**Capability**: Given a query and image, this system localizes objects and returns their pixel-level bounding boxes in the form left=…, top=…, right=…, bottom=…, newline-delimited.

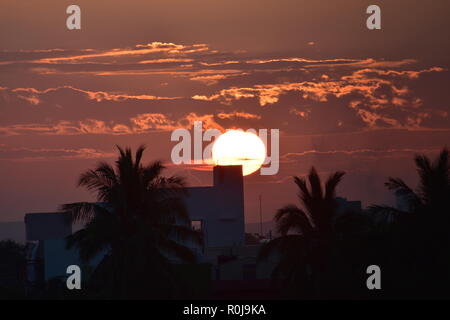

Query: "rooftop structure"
left=185, top=165, right=245, bottom=248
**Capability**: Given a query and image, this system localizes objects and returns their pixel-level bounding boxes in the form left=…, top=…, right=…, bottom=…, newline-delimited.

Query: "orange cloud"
left=281, top=147, right=443, bottom=163
left=216, top=111, right=261, bottom=120
left=35, top=42, right=206, bottom=64
left=191, top=67, right=444, bottom=109
left=138, top=58, right=193, bottom=64
left=289, top=108, right=310, bottom=119
left=0, top=111, right=227, bottom=136
left=6, top=86, right=180, bottom=104
left=130, top=113, right=177, bottom=132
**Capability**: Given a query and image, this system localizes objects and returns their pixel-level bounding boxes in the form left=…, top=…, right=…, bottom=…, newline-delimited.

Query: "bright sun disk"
left=212, top=130, right=266, bottom=176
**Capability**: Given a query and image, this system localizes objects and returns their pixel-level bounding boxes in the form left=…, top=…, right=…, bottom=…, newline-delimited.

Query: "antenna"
left=259, top=194, right=263, bottom=237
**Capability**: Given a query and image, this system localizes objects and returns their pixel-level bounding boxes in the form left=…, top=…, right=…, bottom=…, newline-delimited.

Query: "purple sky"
left=1, top=0, right=449, bottom=224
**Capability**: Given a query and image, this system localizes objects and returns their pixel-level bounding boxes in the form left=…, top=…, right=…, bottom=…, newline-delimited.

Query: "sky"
left=0, top=0, right=449, bottom=225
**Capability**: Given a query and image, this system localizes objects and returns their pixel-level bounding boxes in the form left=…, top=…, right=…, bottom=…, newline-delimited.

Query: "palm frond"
left=293, top=176, right=313, bottom=212
left=94, top=162, right=117, bottom=185
left=415, top=153, right=432, bottom=180
left=141, top=161, right=164, bottom=188
left=413, top=149, right=450, bottom=207
left=153, top=196, right=191, bottom=224
left=134, top=144, right=146, bottom=170
left=258, top=234, right=308, bottom=262
left=367, top=205, right=409, bottom=225
left=66, top=210, right=116, bottom=262
left=325, top=171, right=345, bottom=201
left=156, top=237, right=198, bottom=263
left=153, top=175, right=186, bottom=191
left=308, top=167, right=323, bottom=200
left=385, top=177, right=414, bottom=193
left=385, top=177, right=421, bottom=210
left=59, top=202, right=108, bottom=224
left=157, top=224, right=203, bottom=246
left=434, top=148, right=449, bottom=174
left=275, top=205, right=314, bottom=236
left=115, top=145, right=135, bottom=184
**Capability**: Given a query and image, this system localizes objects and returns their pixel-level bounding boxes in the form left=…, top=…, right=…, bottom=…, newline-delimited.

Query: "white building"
left=185, top=165, right=245, bottom=248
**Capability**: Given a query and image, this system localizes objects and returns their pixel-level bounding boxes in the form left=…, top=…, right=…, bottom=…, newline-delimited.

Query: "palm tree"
left=259, top=167, right=345, bottom=298
left=370, top=148, right=450, bottom=221
left=60, top=145, right=202, bottom=299
left=368, top=148, right=450, bottom=298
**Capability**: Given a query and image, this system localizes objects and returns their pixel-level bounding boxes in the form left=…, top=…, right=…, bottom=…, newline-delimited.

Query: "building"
left=336, top=197, right=362, bottom=214
left=184, top=166, right=273, bottom=282
left=24, top=212, right=103, bottom=289
left=24, top=165, right=273, bottom=290
left=185, top=165, right=245, bottom=248
left=23, top=168, right=365, bottom=296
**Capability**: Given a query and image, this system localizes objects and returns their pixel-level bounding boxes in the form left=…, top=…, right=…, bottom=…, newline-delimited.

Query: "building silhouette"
left=23, top=165, right=363, bottom=297
left=185, top=165, right=245, bottom=248
left=24, top=165, right=263, bottom=287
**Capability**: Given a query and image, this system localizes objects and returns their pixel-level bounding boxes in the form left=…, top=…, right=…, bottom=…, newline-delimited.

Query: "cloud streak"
left=0, top=145, right=115, bottom=162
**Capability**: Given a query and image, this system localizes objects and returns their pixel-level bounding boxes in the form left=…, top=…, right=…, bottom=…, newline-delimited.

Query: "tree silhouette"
left=259, top=167, right=345, bottom=298
left=370, top=148, right=450, bottom=220
left=60, top=145, right=202, bottom=299
left=369, top=148, right=450, bottom=298
left=0, top=240, right=26, bottom=299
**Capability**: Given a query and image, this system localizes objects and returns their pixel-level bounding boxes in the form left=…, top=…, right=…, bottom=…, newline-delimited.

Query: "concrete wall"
left=24, top=212, right=71, bottom=241
left=184, top=165, right=245, bottom=248
left=43, top=239, right=106, bottom=281
left=42, top=239, right=80, bottom=281
left=24, top=212, right=106, bottom=283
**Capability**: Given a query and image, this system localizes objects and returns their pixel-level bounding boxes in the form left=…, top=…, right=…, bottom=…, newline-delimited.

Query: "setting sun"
left=212, top=130, right=266, bottom=176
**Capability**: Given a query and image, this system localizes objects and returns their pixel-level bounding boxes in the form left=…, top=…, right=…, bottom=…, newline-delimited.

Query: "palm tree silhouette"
left=370, top=148, right=450, bottom=220
left=369, top=148, right=450, bottom=298
left=60, top=145, right=202, bottom=299
left=259, top=167, right=345, bottom=298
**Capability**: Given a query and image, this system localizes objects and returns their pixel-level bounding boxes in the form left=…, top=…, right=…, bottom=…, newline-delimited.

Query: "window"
left=191, top=220, right=202, bottom=232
